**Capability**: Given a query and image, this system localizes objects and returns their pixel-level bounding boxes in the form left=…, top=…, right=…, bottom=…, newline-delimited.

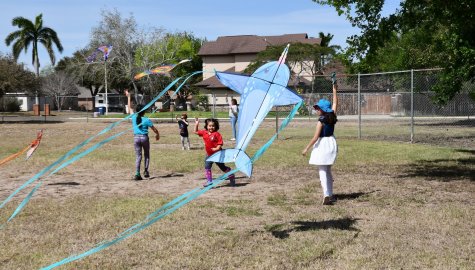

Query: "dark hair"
left=204, top=118, right=219, bottom=131
left=231, top=98, right=238, bottom=105
left=324, top=112, right=338, bottom=125
left=135, top=104, right=145, bottom=126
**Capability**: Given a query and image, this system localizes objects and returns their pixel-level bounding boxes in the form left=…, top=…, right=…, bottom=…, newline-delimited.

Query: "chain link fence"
left=297, top=69, right=475, bottom=148
left=1, top=69, right=474, bottom=148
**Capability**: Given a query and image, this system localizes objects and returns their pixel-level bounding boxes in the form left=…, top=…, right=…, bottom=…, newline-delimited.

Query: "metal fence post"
left=358, top=73, right=361, bottom=139
left=212, top=93, right=216, bottom=119
left=275, top=106, right=279, bottom=139
left=411, top=69, right=414, bottom=143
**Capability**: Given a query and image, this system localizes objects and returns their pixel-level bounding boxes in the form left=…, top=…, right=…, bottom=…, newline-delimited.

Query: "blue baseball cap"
left=314, top=99, right=333, bottom=113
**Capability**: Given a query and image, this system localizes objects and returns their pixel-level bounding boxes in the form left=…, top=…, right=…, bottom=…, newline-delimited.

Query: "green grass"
left=0, top=120, right=473, bottom=269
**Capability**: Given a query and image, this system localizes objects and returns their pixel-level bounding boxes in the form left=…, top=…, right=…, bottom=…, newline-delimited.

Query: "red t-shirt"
left=197, top=130, right=223, bottom=156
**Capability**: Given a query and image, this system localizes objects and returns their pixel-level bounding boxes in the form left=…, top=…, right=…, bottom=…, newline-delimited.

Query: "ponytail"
left=135, top=104, right=144, bottom=126
left=325, top=112, right=338, bottom=125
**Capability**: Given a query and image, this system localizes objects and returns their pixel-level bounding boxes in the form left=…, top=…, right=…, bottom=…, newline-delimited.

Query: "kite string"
left=41, top=100, right=302, bottom=270
left=1, top=72, right=201, bottom=224
left=0, top=76, right=180, bottom=211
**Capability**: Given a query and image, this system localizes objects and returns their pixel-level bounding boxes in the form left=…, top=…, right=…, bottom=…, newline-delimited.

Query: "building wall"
left=202, top=56, right=235, bottom=79
left=234, top=54, right=256, bottom=72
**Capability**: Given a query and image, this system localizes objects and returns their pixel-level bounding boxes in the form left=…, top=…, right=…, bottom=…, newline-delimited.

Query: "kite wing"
left=215, top=71, right=250, bottom=95
left=98, top=45, right=113, bottom=61
left=134, top=71, right=151, bottom=80
left=26, top=130, right=43, bottom=160
left=86, top=45, right=113, bottom=62
left=274, top=87, right=303, bottom=106
left=134, top=59, right=191, bottom=80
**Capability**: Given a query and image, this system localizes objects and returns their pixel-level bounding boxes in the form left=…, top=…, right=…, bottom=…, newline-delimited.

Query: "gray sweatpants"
left=134, top=135, right=150, bottom=173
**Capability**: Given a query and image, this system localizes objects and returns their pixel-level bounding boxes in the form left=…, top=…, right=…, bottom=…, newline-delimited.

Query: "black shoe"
left=144, top=171, right=150, bottom=178
left=134, top=174, right=143, bottom=181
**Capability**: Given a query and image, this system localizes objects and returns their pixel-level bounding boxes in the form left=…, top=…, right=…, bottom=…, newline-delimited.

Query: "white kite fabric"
left=2, top=46, right=303, bottom=269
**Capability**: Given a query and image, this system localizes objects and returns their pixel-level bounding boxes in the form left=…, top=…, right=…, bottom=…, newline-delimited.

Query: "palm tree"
left=318, top=32, right=341, bottom=68
left=5, top=13, right=63, bottom=104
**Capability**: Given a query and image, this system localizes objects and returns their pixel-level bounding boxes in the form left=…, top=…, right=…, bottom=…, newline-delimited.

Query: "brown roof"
left=198, top=34, right=321, bottom=56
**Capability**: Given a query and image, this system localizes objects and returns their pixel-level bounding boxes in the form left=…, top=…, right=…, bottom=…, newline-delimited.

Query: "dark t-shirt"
left=178, top=119, right=189, bottom=137
left=318, top=113, right=337, bottom=137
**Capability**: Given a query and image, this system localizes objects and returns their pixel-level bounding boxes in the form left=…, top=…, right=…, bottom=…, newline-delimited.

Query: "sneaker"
left=322, top=196, right=332, bottom=205
left=203, top=180, right=213, bottom=187
left=144, top=171, right=150, bottom=178
left=134, top=174, right=143, bottom=181
left=182, top=146, right=185, bottom=150
left=229, top=178, right=236, bottom=187
left=230, top=138, right=236, bottom=141
left=329, top=196, right=337, bottom=203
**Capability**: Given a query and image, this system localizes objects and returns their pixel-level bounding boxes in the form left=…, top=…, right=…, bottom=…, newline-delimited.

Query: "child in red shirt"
left=194, top=118, right=235, bottom=187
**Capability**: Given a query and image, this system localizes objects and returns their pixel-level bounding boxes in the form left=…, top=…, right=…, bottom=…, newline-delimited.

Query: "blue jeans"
left=230, top=116, right=237, bottom=139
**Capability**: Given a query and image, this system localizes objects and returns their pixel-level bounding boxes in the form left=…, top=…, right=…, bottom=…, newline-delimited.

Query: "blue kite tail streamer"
left=0, top=74, right=200, bottom=226
left=41, top=101, right=301, bottom=269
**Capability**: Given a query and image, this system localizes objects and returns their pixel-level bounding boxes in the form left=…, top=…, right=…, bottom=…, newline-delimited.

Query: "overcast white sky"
left=0, top=0, right=401, bottom=71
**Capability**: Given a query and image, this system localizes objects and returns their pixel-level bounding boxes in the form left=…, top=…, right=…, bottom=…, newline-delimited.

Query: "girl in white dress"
left=302, top=73, right=338, bottom=205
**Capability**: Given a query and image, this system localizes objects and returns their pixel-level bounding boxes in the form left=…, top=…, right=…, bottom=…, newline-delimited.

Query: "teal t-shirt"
left=132, top=115, right=153, bottom=135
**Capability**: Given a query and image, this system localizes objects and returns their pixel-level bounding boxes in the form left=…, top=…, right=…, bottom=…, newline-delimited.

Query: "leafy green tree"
left=313, top=0, right=475, bottom=103
left=244, top=43, right=335, bottom=91
left=0, top=53, right=39, bottom=97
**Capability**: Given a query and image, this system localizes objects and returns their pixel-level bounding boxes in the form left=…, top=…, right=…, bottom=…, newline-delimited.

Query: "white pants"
left=318, top=165, right=333, bottom=197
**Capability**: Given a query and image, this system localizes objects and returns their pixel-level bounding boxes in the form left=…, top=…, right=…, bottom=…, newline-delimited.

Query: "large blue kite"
left=207, top=44, right=302, bottom=177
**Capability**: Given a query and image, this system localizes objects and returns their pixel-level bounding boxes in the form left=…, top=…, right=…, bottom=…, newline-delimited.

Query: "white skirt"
left=309, top=136, right=338, bottom=165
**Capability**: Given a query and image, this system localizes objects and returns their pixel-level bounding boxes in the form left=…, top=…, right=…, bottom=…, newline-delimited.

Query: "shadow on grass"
left=397, top=155, right=475, bottom=182
left=268, top=217, right=359, bottom=239
left=333, top=191, right=374, bottom=201
left=158, top=173, right=185, bottom=178
left=415, top=119, right=475, bottom=127
left=213, top=182, right=250, bottom=189
left=47, top=181, right=80, bottom=186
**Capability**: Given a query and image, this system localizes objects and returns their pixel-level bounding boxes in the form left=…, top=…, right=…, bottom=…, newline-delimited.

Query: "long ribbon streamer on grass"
left=41, top=100, right=302, bottom=270
left=1, top=72, right=202, bottom=225
left=0, top=130, right=43, bottom=166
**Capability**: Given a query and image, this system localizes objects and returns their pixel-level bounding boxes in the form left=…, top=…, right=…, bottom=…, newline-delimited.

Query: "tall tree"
left=318, top=32, right=341, bottom=67
left=5, top=13, right=63, bottom=104
left=89, top=9, right=140, bottom=100
left=313, top=0, right=475, bottom=104
left=41, top=71, right=79, bottom=111
left=5, top=14, right=63, bottom=77
left=0, top=53, right=39, bottom=97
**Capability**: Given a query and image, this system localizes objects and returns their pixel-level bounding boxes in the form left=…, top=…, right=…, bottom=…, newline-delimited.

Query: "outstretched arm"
left=151, top=126, right=160, bottom=141
left=193, top=118, right=200, bottom=134
left=125, top=89, right=133, bottom=114
left=331, top=74, right=338, bottom=113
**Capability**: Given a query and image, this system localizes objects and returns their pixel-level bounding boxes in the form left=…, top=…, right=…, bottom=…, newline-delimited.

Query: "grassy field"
left=0, top=119, right=474, bottom=269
